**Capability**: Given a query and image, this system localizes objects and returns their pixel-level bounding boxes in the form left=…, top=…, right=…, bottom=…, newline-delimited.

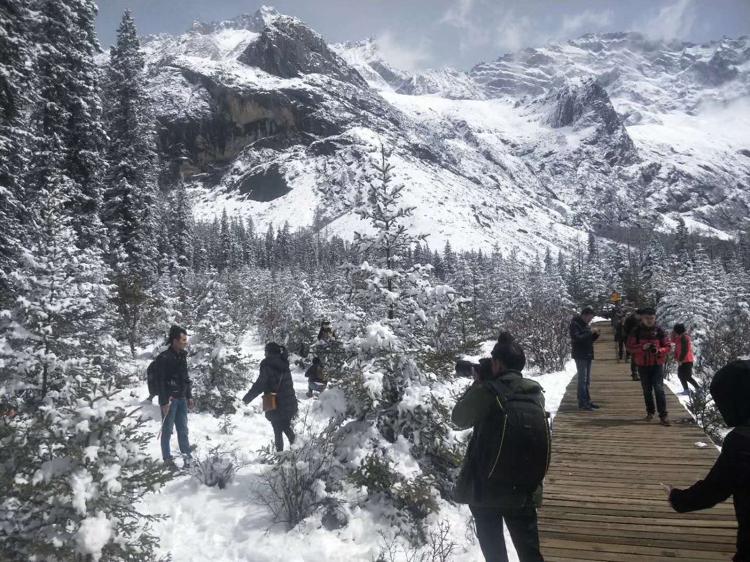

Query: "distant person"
left=305, top=356, right=328, bottom=398
left=452, top=332, right=548, bottom=562
left=569, top=307, right=601, bottom=411
left=672, top=323, right=699, bottom=395
left=155, top=325, right=194, bottom=469
left=626, top=308, right=672, bottom=426
left=622, top=309, right=641, bottom=381
left=613, top=312, right=626, bottom=362
left=317, top=319, right=336, bottom=342
left=243, top=342, right=298, bottom=452
left=665, top=359, right=750, bottom=561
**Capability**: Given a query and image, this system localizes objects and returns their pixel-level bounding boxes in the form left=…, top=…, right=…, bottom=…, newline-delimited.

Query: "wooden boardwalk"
left=538, top=323, right=737, bottom=561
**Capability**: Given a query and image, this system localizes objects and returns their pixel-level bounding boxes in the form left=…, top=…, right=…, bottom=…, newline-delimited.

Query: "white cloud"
left=440, top=0, right=475, bottom=30
left=640, top=0, right=696, bottom=41
left=495, top=10, right=535, bottom=53
left=374, top=31, right=432, bottom=72
left=561, top=9, right=614, bottom=36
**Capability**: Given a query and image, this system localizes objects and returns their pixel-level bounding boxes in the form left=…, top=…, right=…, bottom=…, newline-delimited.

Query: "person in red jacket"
left=626, top=308, right=672, bottom=426
left=672, top=323, right=699, bottom=395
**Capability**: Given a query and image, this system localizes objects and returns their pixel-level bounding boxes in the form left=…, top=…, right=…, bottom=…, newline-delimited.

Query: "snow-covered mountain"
left=140, top=7, right=750, bottom=253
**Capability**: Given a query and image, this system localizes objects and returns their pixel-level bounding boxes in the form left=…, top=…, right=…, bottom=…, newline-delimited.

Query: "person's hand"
left=660, top=482, right=673, bottom=498
left=161, top=404, right=169, bottom=416
left=642, top=343, right=652, bottom=350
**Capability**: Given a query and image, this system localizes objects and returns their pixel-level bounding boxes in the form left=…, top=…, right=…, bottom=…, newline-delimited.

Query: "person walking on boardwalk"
left=453, top=332, right=549, bottom=562
left=626, top=308, right=672, bottom=426
left=242, top=342, right=298, bottom=452
left=671, top=323, right=699, bottom=395
left=613, top=312, right=626, bottom=362
left=622, top=309, right=640, bottom=380
left=569, top=307, right=601, bottom=411
left=156, top=325, right=194, bottom=469
left=665, top=359, right=750, bottom=562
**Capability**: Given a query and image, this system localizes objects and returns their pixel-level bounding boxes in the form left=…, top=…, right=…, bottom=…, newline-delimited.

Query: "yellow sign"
left=610, top=291, right=622, bottom=303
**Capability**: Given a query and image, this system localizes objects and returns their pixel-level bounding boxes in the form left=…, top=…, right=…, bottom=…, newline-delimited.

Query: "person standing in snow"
left=243, top=342, right=298, bottom=452
left=305, top=356, right=327, bottom=398
left=664, top=359, right=750, bottom=562
left=671, top=323, right=699, bottom=395
left=453, top=332, right=548, bottom=562
left=626, top=308, right=672, bottom=426
left=156, top=325, right=194, bottom=469
left=569, top=307, right=601, bottom=411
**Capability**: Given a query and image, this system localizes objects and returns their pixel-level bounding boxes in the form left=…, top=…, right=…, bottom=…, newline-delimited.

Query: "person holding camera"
left=452, top=333, right=549, bottom=562
left=626, top=308, right=672, bottom=426
left=569, top=307, right=601, bottom=410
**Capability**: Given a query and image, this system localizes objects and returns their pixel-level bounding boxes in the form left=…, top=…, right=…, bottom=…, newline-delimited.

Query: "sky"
left=96, top=0, right=750, bottom=71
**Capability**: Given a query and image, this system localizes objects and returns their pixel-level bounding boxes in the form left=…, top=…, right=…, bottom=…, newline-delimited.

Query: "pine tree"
left=31, top=0, right=107, bottom=247
left=0, top=0, right=33, bottom=305
left=102, top=9, right=159, bottom=281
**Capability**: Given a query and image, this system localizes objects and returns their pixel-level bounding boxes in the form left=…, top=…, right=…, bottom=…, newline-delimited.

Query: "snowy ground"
left=118, top=334, right=577, bottom=562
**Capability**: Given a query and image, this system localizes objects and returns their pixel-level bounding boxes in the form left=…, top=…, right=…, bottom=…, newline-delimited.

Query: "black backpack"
left=146, top=357, right=159, bottom=397
left=480, top=375, right=551, bottom=491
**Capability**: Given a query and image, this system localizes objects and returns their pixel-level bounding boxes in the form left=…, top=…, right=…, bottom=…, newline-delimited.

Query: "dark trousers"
left=617, top=339, right=625, bottom=360
left=677, top=362, right=699, bottom=392
left=630, top=355, right=638, bottom=377
left=271, top=417, right=295, bottom=452
left=470, top=504, right=544, bottom=562
left=638, top=365, right=668, bottom=418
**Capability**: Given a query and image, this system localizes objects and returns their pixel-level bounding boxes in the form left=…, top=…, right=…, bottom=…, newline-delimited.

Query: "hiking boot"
left=645, top=413, right=654, bottom=422
left=660, top=417, right=672, bottom=427
left=589, top=402, right=601, bottom=409
left=306, top=390, right=313, bottom=398
left=164, top=458, right=179, bottom=472
left=632, top=374, right=640, bottom=381
left=579, top=404, right=594, bottom=411
left=182, top=457, right=193, bottom=470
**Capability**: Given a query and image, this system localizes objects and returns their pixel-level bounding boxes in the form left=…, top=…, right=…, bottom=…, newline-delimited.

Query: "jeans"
left=271, top=417, right=295, bottom=452
left=638, top=365, right=668, bottom=418
left=161, top=398, right=192, bottom=461
left=575, top=359, right=592, bottom=407
left=470, top=504, right=544, bottom=562
left=617, top=340, right=625, bottom=360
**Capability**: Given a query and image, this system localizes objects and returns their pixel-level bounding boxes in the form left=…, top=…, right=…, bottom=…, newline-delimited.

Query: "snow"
left=97, top=330, right=578, bottom=562
left=76, top=512, right=113, bottom=562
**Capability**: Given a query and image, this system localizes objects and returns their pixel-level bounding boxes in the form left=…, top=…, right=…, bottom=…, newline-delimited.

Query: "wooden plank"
left=537, top=324, right=736, bottom=561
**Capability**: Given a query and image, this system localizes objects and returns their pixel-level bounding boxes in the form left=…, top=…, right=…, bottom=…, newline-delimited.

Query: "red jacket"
left=673, top=333, right=695, bottom=364
left=626, top=324, right=671, bottom=367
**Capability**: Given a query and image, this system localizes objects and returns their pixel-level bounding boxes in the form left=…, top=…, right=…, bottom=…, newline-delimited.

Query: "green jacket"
left=452, top=370, right=545, bottom=509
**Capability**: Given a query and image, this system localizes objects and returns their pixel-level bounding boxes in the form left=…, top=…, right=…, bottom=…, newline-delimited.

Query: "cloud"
left=374, top=31, right=432, bottom=72
left=639, top=0, right=696, bottom=41
left=494, top=10, right=535, bottom=53
left=440, top=0, right=475, bottom=30
left=561, top=9, right=614, bottom=36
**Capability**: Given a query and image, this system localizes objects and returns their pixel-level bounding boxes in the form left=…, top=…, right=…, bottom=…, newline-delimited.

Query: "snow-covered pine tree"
left=0, top=0, right=33, bottom=306
left=32, top=0, right=107, bottom=247
left=102, top=10, right=162, bottom=355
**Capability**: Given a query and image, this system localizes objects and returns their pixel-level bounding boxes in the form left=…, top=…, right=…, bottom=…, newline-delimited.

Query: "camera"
left=455, top=358, right=493, bottom=380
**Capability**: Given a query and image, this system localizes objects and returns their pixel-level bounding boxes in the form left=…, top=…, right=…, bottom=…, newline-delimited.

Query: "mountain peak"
left=189, top=6, right=283, bottom=35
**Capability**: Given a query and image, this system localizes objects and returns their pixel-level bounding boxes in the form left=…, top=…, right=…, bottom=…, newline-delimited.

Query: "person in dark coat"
left=569, top=307, right=601, bottom=410
left=243, top=342, right=298, bottom=452
left=155, top=325, right=193, bottom=468
left=612, top=309, right=625, bottom=361
left=622, top=310, right=640, bottom=380
left=305, top=356, right=327, bottom=398
left=452, top=333, right=545, bottom=562
left=665, top=359, right=750, bottom=562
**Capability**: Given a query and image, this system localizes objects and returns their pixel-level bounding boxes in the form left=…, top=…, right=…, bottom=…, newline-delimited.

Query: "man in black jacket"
left=156, top=325, right=193, bottom=468
left=622, top=310, right=640, bottom=381
left=569, top=307, right=600, bottom=410
left=665, top=360, right=750, bottom=561
left=243, top=342, right=298, bottom=452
